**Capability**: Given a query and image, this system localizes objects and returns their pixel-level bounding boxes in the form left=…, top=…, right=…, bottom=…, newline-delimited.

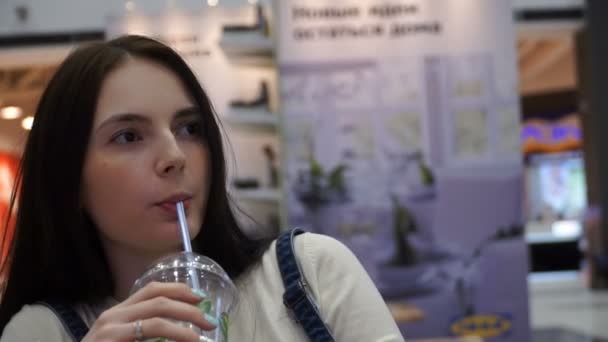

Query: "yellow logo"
left=450, top=314, right=512, bottom=338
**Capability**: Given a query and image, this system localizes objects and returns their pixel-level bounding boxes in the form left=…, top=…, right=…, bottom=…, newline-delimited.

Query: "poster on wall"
left=278, top=1, right=529, bottom=341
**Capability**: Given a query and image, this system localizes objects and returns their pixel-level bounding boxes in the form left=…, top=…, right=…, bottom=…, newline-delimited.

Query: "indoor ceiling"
left=0, top=64, right=56, bottom=155
left=0, top=25, right=580, bottom=157
left=517, top=32, right=577, bottom=95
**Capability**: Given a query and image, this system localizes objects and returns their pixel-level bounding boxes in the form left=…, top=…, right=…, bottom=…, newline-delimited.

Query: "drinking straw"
left=177, top=201, right=193, bottom=252
left=176, top=201, right=201, bottom=290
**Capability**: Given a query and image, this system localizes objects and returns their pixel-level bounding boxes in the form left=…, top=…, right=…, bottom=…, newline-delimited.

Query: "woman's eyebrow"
left=174, top=106, right=201, bottom=120
left=96, top=113, right=151, bottom=133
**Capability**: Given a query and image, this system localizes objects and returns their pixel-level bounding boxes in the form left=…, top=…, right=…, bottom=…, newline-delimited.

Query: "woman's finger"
left=113, top=296, right=217, bottom=331
left=122, top=282, right=204, bottom=307
left=103, top=318, right=201, bottom=342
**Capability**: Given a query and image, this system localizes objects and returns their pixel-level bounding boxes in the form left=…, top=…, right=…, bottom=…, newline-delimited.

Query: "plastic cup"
left=130, top=251, right=238, bottom=342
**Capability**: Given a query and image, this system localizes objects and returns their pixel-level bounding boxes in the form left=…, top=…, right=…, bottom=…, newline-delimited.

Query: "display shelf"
left=525, top=220, right=582, bottom=244
left=225, top=54, right=275, bottom=67
left=219, top=33, right=275, bottom=57
left=232, top=188, right=281, bottom=203
left=526, top=231, right=581, bottom=244
left=222, top=108, right=278, bottom=127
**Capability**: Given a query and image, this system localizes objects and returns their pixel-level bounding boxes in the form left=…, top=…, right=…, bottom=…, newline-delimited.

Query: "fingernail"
left=204, top=313, right=219, bottom=327
left=192, top=289, right=207, bottom=298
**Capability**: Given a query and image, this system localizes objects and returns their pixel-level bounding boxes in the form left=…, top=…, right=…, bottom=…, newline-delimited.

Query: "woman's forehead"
left=93, top=57, right=194, bottom=125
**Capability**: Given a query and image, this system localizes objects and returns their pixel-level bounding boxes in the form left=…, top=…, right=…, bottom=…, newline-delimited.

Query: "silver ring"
left=134, top=319, right=144, bottom=341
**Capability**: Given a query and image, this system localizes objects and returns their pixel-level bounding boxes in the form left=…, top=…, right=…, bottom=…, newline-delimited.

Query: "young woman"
left=0, top=35, right=403, bottom=341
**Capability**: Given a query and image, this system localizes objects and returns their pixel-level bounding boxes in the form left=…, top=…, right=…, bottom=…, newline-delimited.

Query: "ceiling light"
left=208, top=0, right=218, bottom=6
left=0, top=106, right=23, bottom=120
left=125, top=0, right=135, bottom=11
left=21, top=116, right=34, bottom=130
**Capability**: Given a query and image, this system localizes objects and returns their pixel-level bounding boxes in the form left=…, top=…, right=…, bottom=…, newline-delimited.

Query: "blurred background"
left=2, top=0, right=608, bottom=341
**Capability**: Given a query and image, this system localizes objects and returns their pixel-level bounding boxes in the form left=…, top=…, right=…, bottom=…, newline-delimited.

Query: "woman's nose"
left=155, top=134, right=186, bottom=177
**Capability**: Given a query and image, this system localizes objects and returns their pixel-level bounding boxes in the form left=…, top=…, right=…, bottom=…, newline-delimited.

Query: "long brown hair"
left=0, top=35, right=274, bottom=332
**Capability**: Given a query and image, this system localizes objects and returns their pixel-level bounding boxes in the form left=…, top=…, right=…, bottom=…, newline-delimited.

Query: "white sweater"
left=1, top=233, right=404, bottom=341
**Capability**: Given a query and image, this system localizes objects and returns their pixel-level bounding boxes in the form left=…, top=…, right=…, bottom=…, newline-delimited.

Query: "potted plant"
left=384, top=194, right=419, bottom=266
left=293, top=157, right=350, bottom=212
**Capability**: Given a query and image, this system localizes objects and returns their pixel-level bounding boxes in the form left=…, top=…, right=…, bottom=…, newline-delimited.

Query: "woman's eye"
left=177, top=121, right=202, bottom=138
left=111, top=130, right=142, bottom=144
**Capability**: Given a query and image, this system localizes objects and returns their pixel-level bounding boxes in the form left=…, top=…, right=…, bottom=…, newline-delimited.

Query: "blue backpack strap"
left=276, top=228, right=336, bottom=342
left=37, top=300, right=89, bottom=341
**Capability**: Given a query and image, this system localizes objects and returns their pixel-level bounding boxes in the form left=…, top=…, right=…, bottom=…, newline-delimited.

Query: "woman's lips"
left=157, top=199, right=191, bottom=215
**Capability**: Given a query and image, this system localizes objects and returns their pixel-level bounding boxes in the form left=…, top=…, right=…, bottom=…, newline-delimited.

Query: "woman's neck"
left=101, top=239, right=178, bottom=301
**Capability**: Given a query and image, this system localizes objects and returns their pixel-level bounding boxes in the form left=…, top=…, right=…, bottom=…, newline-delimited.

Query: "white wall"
left=0, top=0, right=584, bottom=36
left=0, top=0, right=270, bottom=35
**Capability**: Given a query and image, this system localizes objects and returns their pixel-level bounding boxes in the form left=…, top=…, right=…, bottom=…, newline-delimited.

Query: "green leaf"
left=197, top=299, right=213, bottom=314
left=418, top=160, right=434, bottom=186
left=327, top=164, right=347, bottom=193
left=309, top=157, right=324, bottom=178
left=220, top=312, right=230, bottom=340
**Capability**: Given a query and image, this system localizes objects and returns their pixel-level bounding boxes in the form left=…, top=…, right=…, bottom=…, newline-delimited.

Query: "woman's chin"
left=139, top=242, right=182, bottom=260
left=136, top=221, right=200, bottom=252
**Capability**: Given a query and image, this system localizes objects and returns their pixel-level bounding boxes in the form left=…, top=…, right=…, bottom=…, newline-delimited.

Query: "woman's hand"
left=82, top=282, right=217, bottom=342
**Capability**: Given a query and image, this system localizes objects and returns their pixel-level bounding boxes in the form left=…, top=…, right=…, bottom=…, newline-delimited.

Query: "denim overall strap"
left=276, top=228, right=336, bottom=342
left=38, top=300, right=89, bottom=341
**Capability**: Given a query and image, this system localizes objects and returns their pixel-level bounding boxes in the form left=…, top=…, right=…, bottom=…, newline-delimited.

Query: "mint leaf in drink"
left=198, top=299, right=213, bottom=314
left=220, top=312, right=230, bottom=340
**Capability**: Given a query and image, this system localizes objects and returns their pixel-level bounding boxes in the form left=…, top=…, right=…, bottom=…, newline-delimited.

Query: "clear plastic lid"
left=132, top=251, right=237, bottom=296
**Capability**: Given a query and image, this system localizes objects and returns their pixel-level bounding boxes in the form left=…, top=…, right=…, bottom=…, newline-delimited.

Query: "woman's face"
left=82, top=57, right=211, bottom=255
